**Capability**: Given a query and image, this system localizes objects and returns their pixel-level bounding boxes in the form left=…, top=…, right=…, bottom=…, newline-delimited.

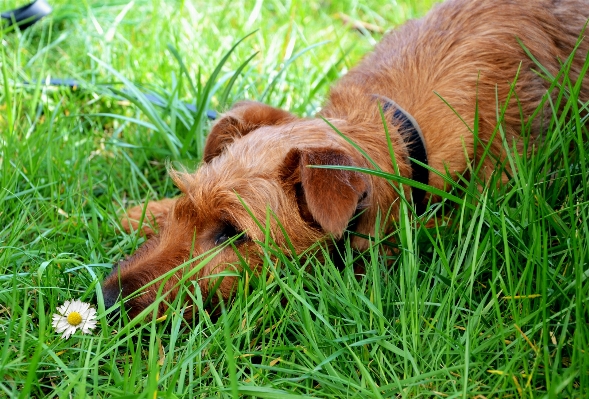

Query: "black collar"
left=376, top=96, right=429, bottom=213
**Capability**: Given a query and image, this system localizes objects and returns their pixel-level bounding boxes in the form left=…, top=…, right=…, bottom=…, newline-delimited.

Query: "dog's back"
left=322, top=0, right=589, bottom=187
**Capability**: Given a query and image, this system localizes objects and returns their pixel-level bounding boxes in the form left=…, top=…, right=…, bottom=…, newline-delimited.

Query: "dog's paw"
left=120, top=198, right=177, bottom=237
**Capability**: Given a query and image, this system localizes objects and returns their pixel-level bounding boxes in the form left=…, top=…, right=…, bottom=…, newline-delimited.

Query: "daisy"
left=52, top=299, right=98, bottom=339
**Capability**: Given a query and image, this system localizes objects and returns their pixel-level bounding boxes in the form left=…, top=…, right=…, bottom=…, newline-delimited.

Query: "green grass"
left=1, top=0, right=588, bottom=397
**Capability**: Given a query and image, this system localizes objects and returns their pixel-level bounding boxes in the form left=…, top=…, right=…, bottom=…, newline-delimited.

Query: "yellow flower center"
left=67, top=311, right=83, bottom=326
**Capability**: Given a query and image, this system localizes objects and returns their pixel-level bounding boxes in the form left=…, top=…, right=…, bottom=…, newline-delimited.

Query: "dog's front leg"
left=120, top=198, right=177, bottom=237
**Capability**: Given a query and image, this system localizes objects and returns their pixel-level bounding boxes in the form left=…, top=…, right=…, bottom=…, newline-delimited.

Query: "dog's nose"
left=101, top=283, right=123, bottom=320
left=102, top=283, right=121, bottom=310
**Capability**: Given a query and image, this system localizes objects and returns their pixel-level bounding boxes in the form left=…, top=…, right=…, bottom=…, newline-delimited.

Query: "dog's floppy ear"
left=280, top=147, right=370, bottom=237
left=204, top=101, right=296, bottom=162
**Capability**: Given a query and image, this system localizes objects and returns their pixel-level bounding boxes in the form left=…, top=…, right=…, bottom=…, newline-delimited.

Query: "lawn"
left=1, top=0, right=588, bottom=397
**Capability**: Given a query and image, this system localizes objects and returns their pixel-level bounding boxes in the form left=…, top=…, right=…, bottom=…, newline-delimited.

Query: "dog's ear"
left=204, top=101, right=296, bottom=162
left=280, top=147, right=370, bottom=237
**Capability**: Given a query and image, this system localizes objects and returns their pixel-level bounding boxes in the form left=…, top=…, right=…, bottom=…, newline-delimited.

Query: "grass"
left=1, top=0, right=588, bottom=397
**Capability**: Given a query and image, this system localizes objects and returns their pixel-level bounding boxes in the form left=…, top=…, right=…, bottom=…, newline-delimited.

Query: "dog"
left=102, top=0, right=589, bottom=319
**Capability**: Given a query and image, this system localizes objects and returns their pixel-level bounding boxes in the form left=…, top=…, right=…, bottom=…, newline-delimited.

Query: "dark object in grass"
left=1, top=0, right=51, bottom=30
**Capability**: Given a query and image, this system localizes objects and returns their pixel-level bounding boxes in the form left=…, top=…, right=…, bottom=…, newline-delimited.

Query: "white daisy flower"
left=52, top=299, right=98, bottom=339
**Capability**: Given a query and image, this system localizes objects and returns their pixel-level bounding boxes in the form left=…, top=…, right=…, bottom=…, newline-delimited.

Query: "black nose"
left=102, top=283, right=121, bottom=311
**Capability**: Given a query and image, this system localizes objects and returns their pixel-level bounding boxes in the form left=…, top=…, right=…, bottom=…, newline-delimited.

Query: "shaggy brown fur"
left=103, top=0, right=589, bottom=318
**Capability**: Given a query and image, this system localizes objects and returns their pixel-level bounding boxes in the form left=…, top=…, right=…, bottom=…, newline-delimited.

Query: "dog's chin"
left=100, top=262, right=241, bottom=321
left=101, top=267, right=165, bottom=320
left=103, top=294, right=168, bottom=321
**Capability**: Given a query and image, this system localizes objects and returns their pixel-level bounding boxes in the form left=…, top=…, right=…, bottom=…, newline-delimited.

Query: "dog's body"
left=103, top=0, right=589, bottom=318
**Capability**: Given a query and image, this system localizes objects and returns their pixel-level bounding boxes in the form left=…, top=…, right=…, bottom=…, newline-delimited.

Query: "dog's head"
left=102, top=101, right=372, bottom=319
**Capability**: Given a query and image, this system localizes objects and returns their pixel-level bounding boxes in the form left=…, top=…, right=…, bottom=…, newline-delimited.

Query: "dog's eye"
left=214, top=224, right=247, bottom=246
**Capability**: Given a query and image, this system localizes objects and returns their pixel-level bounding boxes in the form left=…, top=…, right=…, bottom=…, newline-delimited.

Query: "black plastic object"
left=1, top=0, right=52, bottom=30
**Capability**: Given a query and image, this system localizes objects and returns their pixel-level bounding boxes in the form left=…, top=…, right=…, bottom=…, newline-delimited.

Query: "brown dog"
left=102, top=0, right=589, bottom=318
